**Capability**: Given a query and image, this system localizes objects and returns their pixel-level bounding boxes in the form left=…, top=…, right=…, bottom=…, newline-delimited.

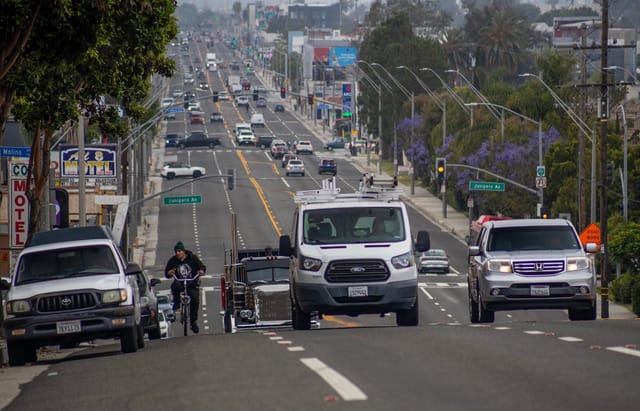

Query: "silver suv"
left=467, top=218, right=597, bottom=323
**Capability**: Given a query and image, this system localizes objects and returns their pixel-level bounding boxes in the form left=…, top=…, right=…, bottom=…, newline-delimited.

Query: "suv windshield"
left=303, top=207, right=405, bottom=244
left=16, top=245, right=120, bottom=284
left=487, top=226, right=582, bottom=251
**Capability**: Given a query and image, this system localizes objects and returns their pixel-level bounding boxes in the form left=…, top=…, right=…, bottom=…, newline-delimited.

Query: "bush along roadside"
left=610, top=273, right=640, bottom=316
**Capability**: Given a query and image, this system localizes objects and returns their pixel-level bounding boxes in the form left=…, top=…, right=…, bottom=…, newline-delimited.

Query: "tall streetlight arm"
left=420, top=67, right=470, bottom=114
left=446, top=69, right=502, bottom=121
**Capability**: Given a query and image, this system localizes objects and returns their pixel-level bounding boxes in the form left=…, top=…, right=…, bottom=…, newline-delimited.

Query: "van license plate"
left=348, top=286, right=368, bottom=297
left=530, top=285, right=550, bottom=297
left=56, top=320, right=81, bottom=334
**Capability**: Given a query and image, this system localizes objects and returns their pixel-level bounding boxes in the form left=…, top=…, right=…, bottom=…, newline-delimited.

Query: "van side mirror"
left=279, top=235, right=293, bottom=256
left=415, top=231, right=430, bottom=253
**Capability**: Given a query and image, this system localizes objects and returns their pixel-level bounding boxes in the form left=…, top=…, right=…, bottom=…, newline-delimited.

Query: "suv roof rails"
left=294, top=176, right=404, bottom=204
left=28, top=225, right=114, bottom=247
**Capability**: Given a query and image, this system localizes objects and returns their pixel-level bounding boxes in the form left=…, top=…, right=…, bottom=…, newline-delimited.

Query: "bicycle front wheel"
left=183, top=302, right=189, bottom=336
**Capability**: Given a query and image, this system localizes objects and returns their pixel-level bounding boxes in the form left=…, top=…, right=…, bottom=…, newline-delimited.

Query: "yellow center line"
left=236, top=151, right=282, bottom=237
left=322, top=315, right=361, bottom=327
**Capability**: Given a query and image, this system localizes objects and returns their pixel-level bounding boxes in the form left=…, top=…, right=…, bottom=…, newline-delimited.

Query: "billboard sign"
left=329, top=47, right=358, bottom=67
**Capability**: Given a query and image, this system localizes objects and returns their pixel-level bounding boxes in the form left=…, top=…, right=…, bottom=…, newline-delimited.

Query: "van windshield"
left=15, top=245, right=120, bottom=285
left=303, top=207, right=405, bottom=244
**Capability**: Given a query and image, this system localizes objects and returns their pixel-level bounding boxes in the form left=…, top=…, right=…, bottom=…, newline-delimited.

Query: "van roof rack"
left=294, top=176, right=404, bottom=204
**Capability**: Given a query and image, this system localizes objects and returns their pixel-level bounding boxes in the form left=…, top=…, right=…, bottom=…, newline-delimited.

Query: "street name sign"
left=163, top=195, right=202, bottom=205
left=469, top=181, right=505, bottom=192
left=0, top=146, right=31, bottom=158
left=166, top=107, right=185, bottom=113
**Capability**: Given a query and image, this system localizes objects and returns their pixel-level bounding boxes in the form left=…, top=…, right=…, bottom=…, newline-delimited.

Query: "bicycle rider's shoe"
left=191, top=322, right=199, bottom=334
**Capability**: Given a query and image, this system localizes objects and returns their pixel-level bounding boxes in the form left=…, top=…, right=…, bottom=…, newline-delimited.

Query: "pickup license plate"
left=530, top=285, right=550, bottom=297
left=348, top=286, right=368, bottom=297
left=56, top=320, right=81, bottom=334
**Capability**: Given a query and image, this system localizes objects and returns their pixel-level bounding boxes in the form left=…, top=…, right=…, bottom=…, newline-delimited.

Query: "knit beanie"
left=174, top=241, right=185, bottom=251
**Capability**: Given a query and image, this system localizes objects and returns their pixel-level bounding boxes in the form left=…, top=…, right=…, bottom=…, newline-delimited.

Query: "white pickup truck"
left=1, top=226, right=147, bottom=366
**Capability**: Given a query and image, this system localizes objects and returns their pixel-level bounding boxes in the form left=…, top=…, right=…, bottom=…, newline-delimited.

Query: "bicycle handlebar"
left=171, top=274, right=201, bottom=282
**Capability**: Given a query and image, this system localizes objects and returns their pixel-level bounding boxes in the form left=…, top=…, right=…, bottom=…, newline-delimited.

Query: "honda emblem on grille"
left=350, top=266, right=366, bottom=273
left=535, top=263, right=544, bottom=272
left=61, top=296, right=72, bottom=306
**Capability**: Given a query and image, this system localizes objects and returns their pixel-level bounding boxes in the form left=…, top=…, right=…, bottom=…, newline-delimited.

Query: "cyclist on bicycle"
left=164, top=241, right=206, bottom=334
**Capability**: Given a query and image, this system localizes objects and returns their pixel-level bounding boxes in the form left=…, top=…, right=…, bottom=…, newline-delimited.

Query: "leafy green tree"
left=1, top=0, right=177, bottom=237
left=608, top=222, right=640, bottom=275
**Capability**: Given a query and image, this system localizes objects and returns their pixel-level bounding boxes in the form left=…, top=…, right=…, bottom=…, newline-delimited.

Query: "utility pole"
left=599, top=0, right=610, bottom=318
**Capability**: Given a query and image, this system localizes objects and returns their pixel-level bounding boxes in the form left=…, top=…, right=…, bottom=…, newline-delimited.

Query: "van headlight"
left=391, top=252, right=413, bottom=269
left=299, top=255, right=322, bottom=272
left=485, top=259, right=512, bottom=273
left=567, top=257, right=590, bottom=271
left=7, top=300, right=31, bottom=314
left=103, top=289, right=127, bottom=304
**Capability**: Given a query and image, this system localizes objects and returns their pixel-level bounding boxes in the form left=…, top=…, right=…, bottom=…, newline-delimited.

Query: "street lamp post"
left=357, top=60, right=398, bottom=176
left=613, top=104, right=628, bottom=221
left=371, top=63, right=416, bottom=194
left=398, top=66, right=447, bottom=149
left=419, top=67, right=472, bottom=127
left=466, top=102, right=544, bottom=212
left=520, top=72, right=597, bottom=226
left=355, top=65, right=383, bottom=174
left=446, top=69, right=502, bottom=123
left=358, top=60, right=399, bottom=176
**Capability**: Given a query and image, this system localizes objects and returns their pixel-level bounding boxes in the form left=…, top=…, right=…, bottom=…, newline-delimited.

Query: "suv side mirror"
left=149, top=278, right=161, bottom=287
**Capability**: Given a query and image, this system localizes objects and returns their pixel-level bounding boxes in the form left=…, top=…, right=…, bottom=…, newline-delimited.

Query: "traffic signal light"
left=212, top=91, right=219, bottom=102
left=280, top=87, right=286, bottom=98
left=436, top=157, right=446, bottom=184
left=606, top=162, right=615, bottom=184
left=540, top=207, right=550, bottom=219
left=227, top=168, right=235, bottom=191
left=246, top=63, right=251, bottom=72
left=308, top=94, right=314, bottom=105
left=342, top=111, right=352, bottom=118
left=244, top=83, right=250, bottom=91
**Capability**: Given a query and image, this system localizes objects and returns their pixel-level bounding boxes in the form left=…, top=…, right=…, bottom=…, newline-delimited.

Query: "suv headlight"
left=299, top=255, right=322, bottom=272
left=567, top=257, right=590, bottom=271
left=391, top=251, right=413, bottom=269
left=485, top=259, right=512, bottom=273
left=103, top=289, right=127, bottom=304
left=7, top=300, right=32, bottom=314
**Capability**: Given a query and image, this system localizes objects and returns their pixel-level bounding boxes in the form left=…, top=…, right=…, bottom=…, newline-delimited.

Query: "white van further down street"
left=278, top=176, right=431, bottom=330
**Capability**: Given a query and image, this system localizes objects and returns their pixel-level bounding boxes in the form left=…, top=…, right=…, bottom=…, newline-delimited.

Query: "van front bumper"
left=293, top=279, right=417, bottom=315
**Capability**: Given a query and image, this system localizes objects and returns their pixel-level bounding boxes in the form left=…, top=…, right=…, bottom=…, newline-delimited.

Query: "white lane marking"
left=277, top=340, right=292, bottom=345
left=300, top=358, right=368, bottom=401
left=269, top=336, right=283, bottom=340
left=287, top=346, right=305, bottom=352
left=419, top=286, right=434, bottom=300
left=201, top=287, right=206, bottom=306
left=558, top=337, right=583, bottom=342
left=524, top=331, right=546, bottom=335
left=418, top=282, right=467, bottom=288
left=494, top=327, right=511, bottom=330
left=606, top=346, right=640, bottom=358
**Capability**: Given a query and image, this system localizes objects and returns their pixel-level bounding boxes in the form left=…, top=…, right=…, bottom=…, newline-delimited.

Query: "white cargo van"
left=279, top=177, right=431, bottom=329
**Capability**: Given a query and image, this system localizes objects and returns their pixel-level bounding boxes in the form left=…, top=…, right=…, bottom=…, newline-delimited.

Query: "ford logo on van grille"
left=325, top=259, right=390, bottom=283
